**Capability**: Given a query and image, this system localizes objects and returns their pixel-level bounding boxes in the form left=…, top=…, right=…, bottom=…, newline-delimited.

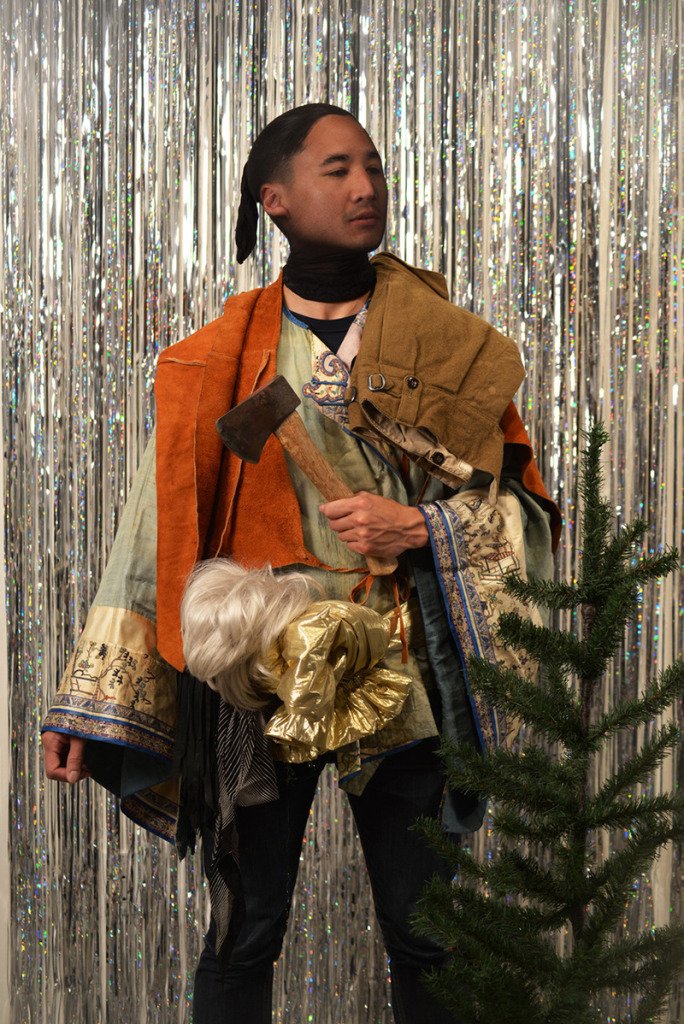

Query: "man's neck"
left=282, top=284, right=370, bottom=321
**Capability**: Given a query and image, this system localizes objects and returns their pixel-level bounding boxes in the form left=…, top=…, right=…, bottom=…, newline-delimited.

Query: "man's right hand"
left=42, top=731, right=90, bottom=783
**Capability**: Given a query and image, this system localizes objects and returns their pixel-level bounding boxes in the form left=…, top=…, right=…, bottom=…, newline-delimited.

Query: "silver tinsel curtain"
left=2, top=1, right=682, bottom=1021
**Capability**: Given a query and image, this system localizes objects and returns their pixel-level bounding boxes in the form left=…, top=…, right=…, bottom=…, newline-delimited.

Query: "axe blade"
left=216, top=374, right=302, bottom=463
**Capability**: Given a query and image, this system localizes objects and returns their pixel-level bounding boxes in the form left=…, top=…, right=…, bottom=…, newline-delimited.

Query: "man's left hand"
left=320, top=491, right=429, bottom=559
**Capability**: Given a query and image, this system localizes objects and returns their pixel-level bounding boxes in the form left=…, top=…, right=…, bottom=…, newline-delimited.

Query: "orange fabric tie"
left=348, top=568, right=411, bottom=663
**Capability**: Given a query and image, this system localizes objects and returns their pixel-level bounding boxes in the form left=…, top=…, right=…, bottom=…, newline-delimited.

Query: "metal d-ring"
left=367, top=373, right=387, bottom=392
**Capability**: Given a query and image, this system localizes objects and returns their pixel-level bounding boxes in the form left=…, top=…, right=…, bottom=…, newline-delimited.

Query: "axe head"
left=216, top=374, right=301, bottom=463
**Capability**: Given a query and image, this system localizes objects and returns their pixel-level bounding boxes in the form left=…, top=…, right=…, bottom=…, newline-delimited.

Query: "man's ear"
left=260, top=183, right=288, bottom=219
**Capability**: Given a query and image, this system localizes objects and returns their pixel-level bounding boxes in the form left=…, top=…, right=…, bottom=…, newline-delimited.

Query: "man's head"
left=236, top=104, right=387, bottom=263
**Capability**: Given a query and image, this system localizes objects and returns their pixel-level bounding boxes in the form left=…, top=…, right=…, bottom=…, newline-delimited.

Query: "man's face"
left=264, top=115, right=388, bottom=255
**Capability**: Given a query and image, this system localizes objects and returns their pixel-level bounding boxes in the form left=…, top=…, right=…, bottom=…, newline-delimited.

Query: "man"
left=43, top=104, right=559, bottom=1022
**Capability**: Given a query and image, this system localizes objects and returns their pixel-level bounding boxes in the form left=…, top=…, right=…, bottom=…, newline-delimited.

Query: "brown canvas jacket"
left=349, top=253, right=526, bottom=496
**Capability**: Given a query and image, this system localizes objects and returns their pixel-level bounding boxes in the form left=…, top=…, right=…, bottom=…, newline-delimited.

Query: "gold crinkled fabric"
left=263, top=599, right=412, bottom=762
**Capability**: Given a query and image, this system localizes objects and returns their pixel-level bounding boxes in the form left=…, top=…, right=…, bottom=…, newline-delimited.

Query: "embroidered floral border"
left=423, top=495, right=540, bottom=751
left=122, top=786, right=179, bottom=843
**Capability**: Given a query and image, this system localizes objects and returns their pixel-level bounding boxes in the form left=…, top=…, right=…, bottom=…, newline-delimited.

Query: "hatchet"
left=216, top=375, right=398, bottom=576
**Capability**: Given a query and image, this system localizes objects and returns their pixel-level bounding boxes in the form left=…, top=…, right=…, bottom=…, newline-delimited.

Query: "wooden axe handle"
left=275, top=410, right=398, bottom=577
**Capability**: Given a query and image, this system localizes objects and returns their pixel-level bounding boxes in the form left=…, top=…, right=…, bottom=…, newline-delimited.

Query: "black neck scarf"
left=282, top=250, right=376, bottom=302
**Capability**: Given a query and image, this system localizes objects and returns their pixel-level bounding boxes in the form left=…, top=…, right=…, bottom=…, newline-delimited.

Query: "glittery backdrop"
left=2, top=1, right=682, bottom=1021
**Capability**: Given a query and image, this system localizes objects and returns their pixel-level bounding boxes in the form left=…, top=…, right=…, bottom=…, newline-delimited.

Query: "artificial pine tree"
left=415, top=423, right=684, bottom=1024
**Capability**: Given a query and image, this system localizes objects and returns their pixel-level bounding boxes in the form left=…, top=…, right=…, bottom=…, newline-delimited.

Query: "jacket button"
left=432, top=452, right=445, bottom=466
left=406, top=376, right=419, bottom=389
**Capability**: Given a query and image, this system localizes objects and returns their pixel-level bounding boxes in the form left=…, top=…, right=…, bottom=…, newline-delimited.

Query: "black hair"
left=235, top=103, right=358, bottom=264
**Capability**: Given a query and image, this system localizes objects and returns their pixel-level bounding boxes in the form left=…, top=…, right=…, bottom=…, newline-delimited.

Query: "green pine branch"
left=590, top=722, right=682, bottom=806
left=468, top=667, right=584, bottom=748
left=587, top=663, right=684, bottom=743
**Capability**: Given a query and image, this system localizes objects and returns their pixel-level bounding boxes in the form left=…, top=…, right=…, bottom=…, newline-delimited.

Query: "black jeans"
left=192, top=738, right=461, bottom=1023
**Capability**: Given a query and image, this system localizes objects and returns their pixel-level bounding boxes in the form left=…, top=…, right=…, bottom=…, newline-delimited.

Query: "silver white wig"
left=180, top=558, right=317, bottom=709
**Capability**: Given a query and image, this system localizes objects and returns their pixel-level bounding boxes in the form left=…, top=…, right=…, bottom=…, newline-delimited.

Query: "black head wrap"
left=235, top=103, right=357, bottom=264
